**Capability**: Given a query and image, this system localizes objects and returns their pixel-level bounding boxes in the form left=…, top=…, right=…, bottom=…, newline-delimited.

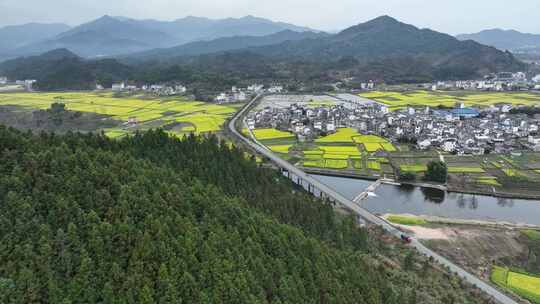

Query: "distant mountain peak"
left=2, top=15, right=318, bottom=60
left=40, top=48, right=79, bottom=60
left=240, top=15, right=261, bottom=21
left=456, top=28, right=540, bottom=51
left=178, top=15, right=210, bottom=21
left=368, top=15, right=400, bottom=24
left=337, top=15, right=412, bottom=37
left=92, top=15, right=121, bottom=24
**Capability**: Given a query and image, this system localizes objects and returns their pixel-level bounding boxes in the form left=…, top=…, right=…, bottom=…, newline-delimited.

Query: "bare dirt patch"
left=423, top=225, right=528, bottom=280
left=396, top=224, right=454, bottom=240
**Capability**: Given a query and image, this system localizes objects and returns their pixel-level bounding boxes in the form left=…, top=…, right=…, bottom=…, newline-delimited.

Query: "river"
left=310, top=174, right=540, bottom=226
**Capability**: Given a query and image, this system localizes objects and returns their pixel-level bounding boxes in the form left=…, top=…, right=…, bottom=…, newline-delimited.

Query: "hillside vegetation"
left=0, top=127, right=489, bottom=303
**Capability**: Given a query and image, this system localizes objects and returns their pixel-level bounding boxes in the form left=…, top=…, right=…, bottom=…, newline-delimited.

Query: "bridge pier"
left=283, top=169, right=333, bottom=200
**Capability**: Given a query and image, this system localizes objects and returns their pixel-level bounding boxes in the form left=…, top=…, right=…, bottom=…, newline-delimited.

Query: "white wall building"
left=175, top=85, right=187, bottom=93
left=267, top=86, right=283, bottom=93
left=112, top=82, right=125, bottom=91
left=529, top=136, right=540, bottom=145
left=247, top=84, right=264, bottom=93
left=215, top=93, right=228, bottom=103
left=326, top=122, right=336, bottom=132
left=418, top=139, right=431, bottom=150
left=442, top=141, right=457, bottom=152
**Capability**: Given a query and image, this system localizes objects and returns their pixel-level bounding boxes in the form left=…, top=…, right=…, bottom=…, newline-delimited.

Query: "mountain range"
left=457, top=29, right=540, bottom=53
left=244, top=16, right=516, bottom=63
left=0, top=15, right=527, bottom=90
left=127, top=30, right=327, bottom=62
left=0, top=23, right=70, bottom=53
left=0, top=48, right=131, bottom=90
left=169, top=16, right=522, bottom=79
left=125, top=16, right=522, bottom=76
left=0, top=15, right=316, bottom=60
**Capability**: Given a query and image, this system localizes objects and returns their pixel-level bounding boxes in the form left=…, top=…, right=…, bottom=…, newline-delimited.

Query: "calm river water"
left=310, top=174, right=540, bottom=226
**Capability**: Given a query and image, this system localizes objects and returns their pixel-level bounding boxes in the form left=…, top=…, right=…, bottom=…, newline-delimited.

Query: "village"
left=426, top=71, right=540, bottom=91
left=247, top=94, right=540, bottom=155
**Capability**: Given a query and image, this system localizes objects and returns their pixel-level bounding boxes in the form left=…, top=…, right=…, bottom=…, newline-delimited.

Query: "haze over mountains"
left=0, top=15, right=316, bottom=60
left=0, top=23, right=70, bottom=53
left=457, top=29, right=540, bottom=54
left=0, top=15, right=527, bottom=90
left=242, top=16, right=519, bottom=68
left=128, top=30, right=327, bottom=62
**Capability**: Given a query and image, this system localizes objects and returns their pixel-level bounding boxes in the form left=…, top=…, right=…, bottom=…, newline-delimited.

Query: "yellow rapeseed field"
left=0, top=92, right=239, bottom=136
left=361, top=90, right=540, bottom=110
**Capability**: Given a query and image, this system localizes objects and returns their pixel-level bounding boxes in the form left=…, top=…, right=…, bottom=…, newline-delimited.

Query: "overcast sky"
left=0, top=0, right=538, bottom=34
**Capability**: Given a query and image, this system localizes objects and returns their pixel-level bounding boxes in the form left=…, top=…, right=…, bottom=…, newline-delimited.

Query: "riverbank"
left=313, top=173, right=540, bottom=226
left=446, top=185, right=540, bottom=200
left=304, top=166, right=540, bottom=200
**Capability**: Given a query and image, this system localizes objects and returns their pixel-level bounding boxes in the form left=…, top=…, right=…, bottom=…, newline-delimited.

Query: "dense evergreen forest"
left=0, top=126, right=489, bottom=303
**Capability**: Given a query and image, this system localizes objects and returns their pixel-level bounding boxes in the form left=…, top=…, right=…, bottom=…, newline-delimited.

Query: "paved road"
left=228, top=95, right=518, bottom=304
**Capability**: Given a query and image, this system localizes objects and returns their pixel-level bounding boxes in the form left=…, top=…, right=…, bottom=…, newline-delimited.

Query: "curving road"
left=228, top=95, right=518, bottom=304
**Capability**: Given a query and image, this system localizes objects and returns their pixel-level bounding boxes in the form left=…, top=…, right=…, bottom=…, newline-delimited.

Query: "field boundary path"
left=228, top=94, right=519, bottom=304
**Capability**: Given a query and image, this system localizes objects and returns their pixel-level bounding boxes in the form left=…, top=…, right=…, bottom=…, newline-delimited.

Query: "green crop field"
left=319, top=146, right=361, bottom=156
left=268, top=145, right=292, bottom=153
left=361, top=90, right=540, bottom=110
left=400, top=164, right=428, bottom=173
left=381, top=143, right=397, bottom=152
left=316, top=128, right=360, bottom=143
left=352, top=134, right=396, bottom=152
left=303, top=150, right=324, bottom=155
left=303, top=159, right=349, bottom=169
left=491, top=266, right=540, bottom=304
left=475, top=176, right=502, bottom=187
left=0, top=92, right=239, bottom=136
left=352, top=135, right=388, bottom=144
left=352, top=159, right=363, bottom=169
left=325, top=159, right=349, bottom=169
left=503, top=168, right=525, bottom=177
left=448, top=167, right=486, bottom=173
left=104, top=129, right=128, bottom=138
left=252, top=128, right=295, bottom=140
left=522, top=230, right=540, bottom=241
left=491, top=266, right=509, bottom=287
left=363, top=143, right=383, bottom=152
left=367, top=160, right=381, bottom=171
left=324, top=154, right=350, bottom=160
left=387, top=215, right=427, bottom=226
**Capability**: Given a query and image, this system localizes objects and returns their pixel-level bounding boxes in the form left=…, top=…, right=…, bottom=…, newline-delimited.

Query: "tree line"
left=0, top=126, right=488, bottom=303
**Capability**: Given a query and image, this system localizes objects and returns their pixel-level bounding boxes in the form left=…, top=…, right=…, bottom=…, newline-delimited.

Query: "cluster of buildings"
left=107, top=82, right=187, bottom=96
left=372, top=103, right=540, bottom=154
left=249, top=98, right=540, bottom=155
left=0, top=76, right=36, bottom=91
left=215, top=84, right=284, bottom=104
left=429, top=72, right=540, bottom=91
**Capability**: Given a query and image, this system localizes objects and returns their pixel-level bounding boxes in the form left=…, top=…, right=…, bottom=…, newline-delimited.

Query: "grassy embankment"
left=387, top=215, right=428, bottom=226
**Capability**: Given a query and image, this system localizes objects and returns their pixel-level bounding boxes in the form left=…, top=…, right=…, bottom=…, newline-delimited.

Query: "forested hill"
left=0, top=127, right=486, bottom=303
